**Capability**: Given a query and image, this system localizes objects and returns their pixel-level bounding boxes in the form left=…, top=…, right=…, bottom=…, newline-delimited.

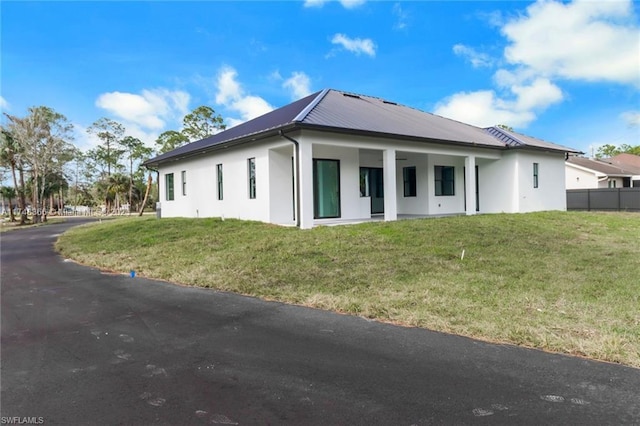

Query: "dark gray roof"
left=145, top=88, right=579, bottom=167
left=484, top=126, right=581, bottom=153
left=566, top=156, right=637, bottom=176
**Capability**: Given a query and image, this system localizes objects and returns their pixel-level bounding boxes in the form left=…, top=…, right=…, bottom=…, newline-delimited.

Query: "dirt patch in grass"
left=56, top=211, right=640, bottom=367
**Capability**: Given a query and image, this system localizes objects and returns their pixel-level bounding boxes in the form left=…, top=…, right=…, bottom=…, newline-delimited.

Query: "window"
left=435, top=166, right=455, bottom=196
left=609, top=180, right=616, bottom=188
left=403, top=166, right=417, bottom=197
left=248, top=158, right=256, bottom=199
left=533, top=163, right=539, bottom=188
left=181, top=170, right=187, bottom=196
left=165, top=173, right=174, bottom=201
left=216, top=164, right=223, bottom=200
left=359, top=168, right=370, bottom=197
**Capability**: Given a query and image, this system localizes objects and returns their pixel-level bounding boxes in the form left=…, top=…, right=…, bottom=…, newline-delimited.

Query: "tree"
left=595, top=144, right=640, bottom=159
left=106, top=173, right=129, bottom=213
left=0, top=126, right=28, bottom=224
left=1, top=186, right=16, bottom=222
left=87, top=118, right=124, bottom=176
left=154, top=106, right=226, bottom=154
left=155, top=130, right=188, bottom=155
left=5, top=106, right=74, bottom=223
left=497, top=124, right=514, bottom=132
left=138, top=173, right=153, bottom=216
left=617, top=144, right=640, bottom=156
left=182, top=105, right=226, bottom=142
left=595, top=144, right=619, bottom=159
left=119, top=136, right=152, bottom=212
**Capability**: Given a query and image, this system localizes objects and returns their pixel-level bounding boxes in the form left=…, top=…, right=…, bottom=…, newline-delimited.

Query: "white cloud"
left=339, top=0, right=365, bottom=9
left=283, top=72, right=312, bottom=100
left=511, top=78, right=563, bottom=112
left=96, top=88, right=190, bottom=131
left=72, top=123, right=102, bottom=151
left=452, top=44, right=493, bottom=68
left=0, top=95, right=9, bottom=111
left=393, top=3, right=409, bottom=30
left=330, top=33, right=376, bottom=57
left=434, top=90, right=535, bottom=128
left=438, top=0, right=639, bottom=131
left=621, top=111, right=640, bottom=127
left=304, top=0, right=365, bottom=9
left=502, top=0, right=640, bottom=86
left=304, top=0, right=325, bottom=7
left=434, top=78, right=563, bottom=128
left=214, top=66, right=274, bottom=127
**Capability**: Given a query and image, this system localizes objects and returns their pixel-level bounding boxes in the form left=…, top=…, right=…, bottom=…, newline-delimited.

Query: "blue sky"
left=2, top=0, right=639, bottom=156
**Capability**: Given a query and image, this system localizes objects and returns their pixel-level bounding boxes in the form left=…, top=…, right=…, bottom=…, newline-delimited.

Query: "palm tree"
left=107, top=173, right=129, bottom=213
left=0, top=127, right=28, bottom=224
left=1, top=186, right=17, bottom=222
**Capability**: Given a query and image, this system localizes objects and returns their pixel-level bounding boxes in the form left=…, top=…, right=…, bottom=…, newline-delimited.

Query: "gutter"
left=279, top=130, right=301, bottom=228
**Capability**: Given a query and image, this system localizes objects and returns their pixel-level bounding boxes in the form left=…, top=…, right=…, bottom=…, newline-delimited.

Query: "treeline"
left=1, top=105, right=225, bottom=225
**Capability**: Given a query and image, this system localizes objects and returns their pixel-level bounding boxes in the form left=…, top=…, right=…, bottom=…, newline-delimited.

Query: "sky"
left=1, top=0, right=639, bottom=157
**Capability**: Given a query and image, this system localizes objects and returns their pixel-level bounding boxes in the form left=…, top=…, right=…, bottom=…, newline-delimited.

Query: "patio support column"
left=465, top=155, right=476, bottom=215
left=298, top=140, right=314, bottom=229
left=383, top=148, right=397, bottom=221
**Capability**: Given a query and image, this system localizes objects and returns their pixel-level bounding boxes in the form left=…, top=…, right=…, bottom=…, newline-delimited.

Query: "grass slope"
left=56, top=212, right=640, bottom=367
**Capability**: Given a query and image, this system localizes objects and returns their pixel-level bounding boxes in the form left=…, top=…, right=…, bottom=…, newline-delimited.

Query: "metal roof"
left=145, top=89, right=580, bottom=167
left=484, top=126, right=582, bottom=153
left=566, top=156, right=637, bottom=176
left=300, top=90, right=505, bottom=147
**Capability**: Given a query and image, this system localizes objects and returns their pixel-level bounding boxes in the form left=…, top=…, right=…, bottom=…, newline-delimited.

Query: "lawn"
left=55, top=211, right=640, bottom=367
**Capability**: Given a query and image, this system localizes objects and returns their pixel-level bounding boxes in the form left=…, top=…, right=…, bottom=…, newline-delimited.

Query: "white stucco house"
left=565, top=155, right=640, bottom=189
left=144, top=89, right=580, bottom=229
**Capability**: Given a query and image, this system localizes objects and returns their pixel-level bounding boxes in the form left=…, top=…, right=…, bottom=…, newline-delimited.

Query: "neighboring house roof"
left=145, top=88, right=580, bottom=167
left=566, top=156, right=636, bottom=177
left=606, top=153, right=640, bottom=174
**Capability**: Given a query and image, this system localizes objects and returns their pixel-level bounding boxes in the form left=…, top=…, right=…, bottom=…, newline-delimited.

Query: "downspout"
left=279, top=130, right=301, bottom=227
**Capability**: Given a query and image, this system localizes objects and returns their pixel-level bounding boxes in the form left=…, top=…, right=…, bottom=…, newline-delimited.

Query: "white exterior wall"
left=268, top=145, right=295, bottom=225
left=516, top=151, right=567, bottom=212
left=396, top=154, right=429, bottom=215
left=156, top=129, right=570, bottom=225
left=478, top=155, right=517, bottom=213
left=565, top=164, right=601, bottom=189
left=158, top=137, right=294, bottom=224
left=604, top=177, right=624, bottom=188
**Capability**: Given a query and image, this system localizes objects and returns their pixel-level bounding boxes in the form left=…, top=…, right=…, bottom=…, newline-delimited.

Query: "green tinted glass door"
left=313, top=159, right=340, bottom=219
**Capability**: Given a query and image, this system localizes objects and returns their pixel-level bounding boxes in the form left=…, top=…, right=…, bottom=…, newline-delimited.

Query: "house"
left=565, top=155, right=640, bottom=189
left=144, top=89, right=580, bottom=229
left=607, top=154, right=640, bottom=187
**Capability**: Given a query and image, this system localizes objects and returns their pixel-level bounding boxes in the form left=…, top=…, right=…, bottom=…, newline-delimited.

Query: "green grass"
left=55, top=212, right=640, bottom=367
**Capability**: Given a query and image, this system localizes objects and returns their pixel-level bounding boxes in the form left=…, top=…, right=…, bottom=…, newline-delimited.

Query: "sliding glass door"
left=313, top=159, right=340, bottom=219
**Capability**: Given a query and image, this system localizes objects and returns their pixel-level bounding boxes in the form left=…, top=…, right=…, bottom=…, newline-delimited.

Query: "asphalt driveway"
left=1, top=219, right=639, bottom=425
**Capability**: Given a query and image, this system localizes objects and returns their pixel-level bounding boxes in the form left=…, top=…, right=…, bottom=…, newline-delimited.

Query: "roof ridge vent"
left=382, top=100, right=397, bottom=105
left=343, top=93, right=362, bottom=99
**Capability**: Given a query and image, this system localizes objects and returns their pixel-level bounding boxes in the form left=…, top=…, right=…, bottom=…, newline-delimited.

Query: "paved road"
left=1, top=219, right=639, bottom=425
